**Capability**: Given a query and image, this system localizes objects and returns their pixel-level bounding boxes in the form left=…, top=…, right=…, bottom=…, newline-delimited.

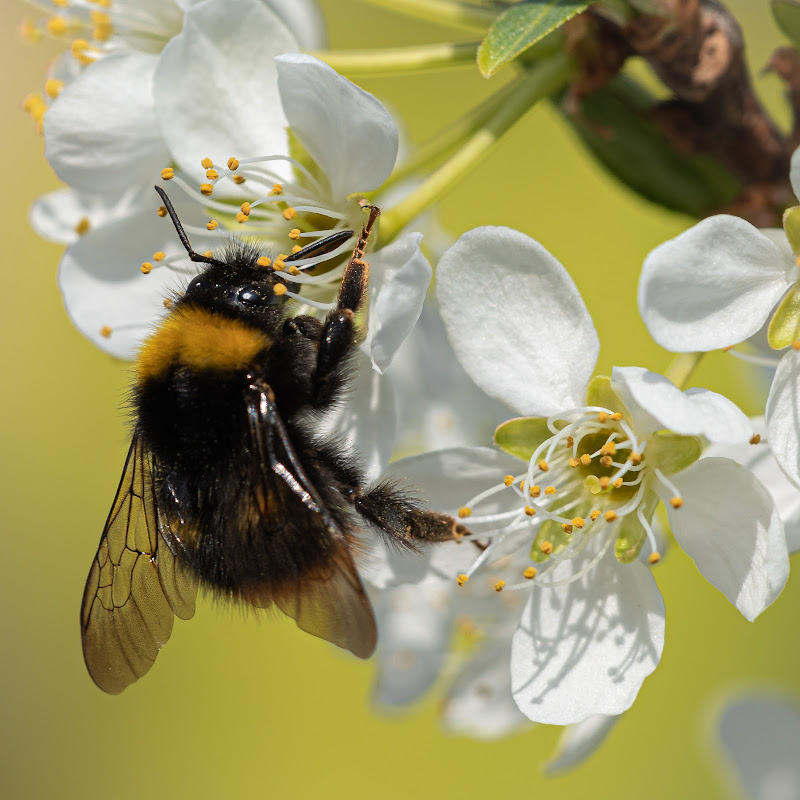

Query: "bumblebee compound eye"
left=186, top=275, right=204, bottom=294
left=237, top=285, right=280, bottom=306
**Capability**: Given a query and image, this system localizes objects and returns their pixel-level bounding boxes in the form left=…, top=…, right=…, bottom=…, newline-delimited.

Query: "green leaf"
left=773, top=0, right=800, bottom=49
left=558, top=76, right=740, bottom=217
left=478, top=0, right=590, bottom=78
left=768, top=282, right=800, bottom=349
left=646, top=433, right=702, bottom=476
left=494, top=416, right=551, bottom=461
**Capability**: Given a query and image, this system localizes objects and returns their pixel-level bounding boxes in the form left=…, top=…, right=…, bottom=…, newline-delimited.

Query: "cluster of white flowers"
left=27, top=0, right=799, bottom=773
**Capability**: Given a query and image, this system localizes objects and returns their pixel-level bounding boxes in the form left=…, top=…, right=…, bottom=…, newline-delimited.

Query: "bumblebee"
left=81, top=187, right=468, bottom=694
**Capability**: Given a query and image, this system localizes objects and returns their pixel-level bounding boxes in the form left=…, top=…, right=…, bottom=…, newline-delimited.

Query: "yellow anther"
left=793, top=339, right=800, bottom=351
left=140, top=262, right=153, bottom=274
left=569, top=458, right=580, bottom=468
left=272, top=183, right=284, bottom=195
left=283, top=207, right=297, bottom=220
left=519, top=480, right=525, bottom=491
left=597, top=412, right=608, bottom=422
left=202, top=250, right=212, bottom=258
left=93, top=19, right=113, bottom=41
left=604, top=510, right=618, bottom=522
left=289, top=228, right=301, bottom=240
left=201, top=157, right=214, bottom=169
left=273, top=284, right=288, bottom=297
left=503, top=475, right=514, bottom=487
left=670, top=496, right=684, bottom=509
left=599, top=455, right=613, bottom=468
left=161, top=167, right=174, bottom=180
left=206, top=168, right=218, bottom=180
left=288, top=266, right=300, bottom=275
left=494, top=580, right=505, bottom=592
left=580, top=453, right=592, bottom=466
left=590, top=509, right=601, bottom=521
left=257, top=256, right=272, bottom=268
left=152, top=251, right=165, bottom=262
left=163, top=298, right=173, bottom=309
left=456, top=573, right=469, bottom=587
left=572, top=517, right=585, bottom=528
left=610, top=412, right=623, bottom=421
left=100, top=325, right=112, bottom=338
left=236, top=212, right=248, bottom=224
left=232, top=175, right=246, bottom=184
left=565, top=435, right=574, bottom=447
left=206, top=220, right=219, bottom=231
left=524, top=506, right=536, bottom=516
left=292, top=245, right=302, bottom=254
left=537, top=459, right=549, bottom=472
left=598, top=476, right=610, bottom=490
left=540, top=541, right=553, bottom=555
left=277, top=254, right=288, bottom=261
left=46, top=16, right=69, bottom=36
left=273, top=259, right=287, bottom=271
left=200, top=183, right=213, bottom=196
left=227, top=157, right=239, bottom=170
left=629, top=452, right=642, bottom=465
left=613, top=478, right=623, bottom=488
left=71, top=39, right=95, bottom=64
left=240, top=201, right=251, bottom=216
left=750, top=434, right=761, bottom=445
left=458, top=506, right=472, bottom=519
left=524, top=566, right=537, bottom=580
left=19, top=20, right=42, bottom=43
left=562, top=523, right=573, bottom=534
left=74, top=217, right=90, bottom=235
left=157, top=206, right=167, bottom=217
left=601, top=442, right=617, bottom=456
left=544, top=486, right=556, bottom=495
left=648, top=552, right=661, bottom=564
left=44, top=79, right=64, bottom=99
left=529, top=485, right=541, bottom=498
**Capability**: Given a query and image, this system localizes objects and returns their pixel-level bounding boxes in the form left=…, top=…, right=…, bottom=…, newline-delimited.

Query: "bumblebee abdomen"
left=137, top=306, right=271, bottom=384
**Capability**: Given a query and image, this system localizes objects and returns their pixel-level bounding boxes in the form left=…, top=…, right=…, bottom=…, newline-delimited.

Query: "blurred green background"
left=3, top=2, right=797, bottom=797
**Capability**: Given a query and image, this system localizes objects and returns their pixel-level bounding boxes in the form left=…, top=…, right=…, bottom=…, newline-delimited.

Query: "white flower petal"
left=58, top=195, right=215, bottom=359
left=275, top=54, right=399, bottom=197
left=44, top=52, right=168, bottom=193
left=437, top=227, right=599, bottom=416
left=155, top=0, right=297, bottom=176
left=511, top=546, right=665, bottom=725
left=706, top=418, right=800, bottom=554
left=30, top=187, right=144, bottom=245
left=318, top=350, right=396, bottom=484
left=667, top=458, right=789, bottom=621
left=766, top=349, right=800, bottom=490
left=718, top=694, right=800, bottom=800
left=371, top=582, right=452, bottom=708
left=791, top=145, right=800, bottom=202
left=639, top=215, right=795, bottom=351
left=441, top=641, right=530, bottom=740
left=263, top=0, right=327, bottom=49
left=611, top=366, right=752, bottom=442
left=364, top=233, right=431, bottom=373
left=545, top=714, right=621, bottom=775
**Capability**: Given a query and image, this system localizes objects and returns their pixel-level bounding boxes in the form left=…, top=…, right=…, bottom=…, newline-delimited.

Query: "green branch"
left=308, top=41, right=479, bottom=76
left=664, top=352, right=704, bottom=389
left=379, top=52, right=573, bottom=243
left=355, top=0, right=502, bottom=30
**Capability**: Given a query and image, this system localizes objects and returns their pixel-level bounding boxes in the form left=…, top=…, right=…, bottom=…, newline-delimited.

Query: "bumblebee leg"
left=354, top=481, right=471, bottom=549
left=313, top=207, right=380, bottom=401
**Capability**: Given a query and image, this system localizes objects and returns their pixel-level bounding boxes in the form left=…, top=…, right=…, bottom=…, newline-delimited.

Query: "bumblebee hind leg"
left=354, top=480, right=471, bottom=550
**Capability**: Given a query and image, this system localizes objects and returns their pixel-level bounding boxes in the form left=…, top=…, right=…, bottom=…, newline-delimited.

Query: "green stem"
left=663, top=352, right=704, bottom=389
left=355, top=0, right=501, bottom=30
left=308, top=41, right=479, bottom=76
left=379, top=52, right=573, bottom=243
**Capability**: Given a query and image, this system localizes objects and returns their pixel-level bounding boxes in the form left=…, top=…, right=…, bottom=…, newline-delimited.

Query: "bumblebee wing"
left=247, top=380, right=377, bottom=659
left=80, top=430, right=198, bottom=693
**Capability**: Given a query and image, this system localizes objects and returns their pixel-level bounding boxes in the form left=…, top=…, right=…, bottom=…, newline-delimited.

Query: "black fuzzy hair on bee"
left=79, top=186, right=471, bottom=694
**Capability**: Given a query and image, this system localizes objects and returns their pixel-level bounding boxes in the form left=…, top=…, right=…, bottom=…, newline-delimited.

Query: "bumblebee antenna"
left=284, top=229, right=355, bottom=267
left=154, top=185, right=220, bottom=266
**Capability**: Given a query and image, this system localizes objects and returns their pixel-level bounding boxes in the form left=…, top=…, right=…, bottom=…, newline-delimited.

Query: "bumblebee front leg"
left=313, top=207, right=381, bottom=402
